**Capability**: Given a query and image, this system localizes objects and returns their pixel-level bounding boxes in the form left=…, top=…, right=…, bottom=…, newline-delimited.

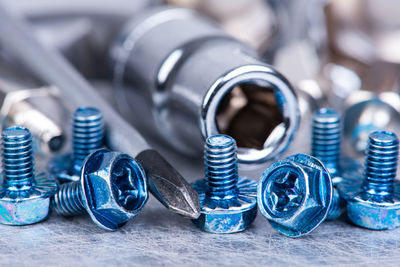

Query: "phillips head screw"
left=48, top=106, right=104, bottom=183
left=191, top=134, right=257, bottom=233
left=0, top=126, right=58, bottom=225
left=52, top=149, right=148, bottom=231
left=337, top=131, right=400, bottom=230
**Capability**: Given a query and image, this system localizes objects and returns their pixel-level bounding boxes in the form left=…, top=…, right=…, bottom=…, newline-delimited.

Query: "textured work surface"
left=2, top=106, right=400, bottom=267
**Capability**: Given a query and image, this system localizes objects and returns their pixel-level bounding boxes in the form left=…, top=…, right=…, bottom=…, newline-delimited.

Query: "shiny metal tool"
left=110, top=7, right=299, bottom=165
left=343, top=91, right=400, bottom=158
left=0, top=78, right=65, bottom=155
left=0, top=3, right=200, bottom=219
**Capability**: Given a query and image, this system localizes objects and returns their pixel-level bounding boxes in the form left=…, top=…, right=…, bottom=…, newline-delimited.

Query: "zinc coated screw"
left=311, top=108, right=361, bottom=220
left=0, top=126, right=58, bottom=225
left=191, top=134, right=257, bottom=234
left=257, top=153, right=340, bottom=238
left=48, top=106, right=104, bottom=183
left=52, top=149, right=148, bottom=231
left=338, top=131, right=400, bottom=230
left=312, top=108, right=361, bottom=183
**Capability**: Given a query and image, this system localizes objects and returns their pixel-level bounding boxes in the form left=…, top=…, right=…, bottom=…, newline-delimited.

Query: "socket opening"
left=216, top=83, right=283, bottom=150
left=203, top=65, right=299, bottom=164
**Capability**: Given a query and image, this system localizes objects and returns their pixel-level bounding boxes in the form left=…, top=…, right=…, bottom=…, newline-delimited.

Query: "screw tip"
left=206, top=134, right=235, bottom=148
left=74, top=106, right=102, bottom=120
left=2, top=126, right=31, bottom=139
left=313, top=108, right=340, bottom=122
left=369, top=131, right=398, bottom=145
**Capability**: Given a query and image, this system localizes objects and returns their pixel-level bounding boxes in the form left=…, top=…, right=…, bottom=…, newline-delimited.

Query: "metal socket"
left=110, top=7, right=299, bottom=164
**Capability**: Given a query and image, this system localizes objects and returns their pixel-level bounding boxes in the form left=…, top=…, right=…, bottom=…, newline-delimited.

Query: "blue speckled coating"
left=0, top=126, right=58, bottom=225
left=192, top=135, right=257, bottom=233
left=52, top=149, right=148, bottom=231
left=257, top=154, right=333, bottom=237
left=311, top=108, right=362, bottom=220
left=338, top=131, right=400, bottom=230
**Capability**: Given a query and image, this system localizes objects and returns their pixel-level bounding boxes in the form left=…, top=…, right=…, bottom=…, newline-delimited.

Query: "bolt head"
left=47, top=153, right=81, bottom=183
left=338, top=178, right=400, bottom=229
left=192, top=177, right=257, bottom=234
left=0, top=172, right=58, bottom=225
left=81, top=149, right=148, bottom=231
left=257, top=154, right=333, bottom=237
left=330, top=156, right=362, bottom=186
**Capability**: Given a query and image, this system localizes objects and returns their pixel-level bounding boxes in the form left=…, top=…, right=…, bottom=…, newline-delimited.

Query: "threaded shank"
left=364, top=131, right=398, bottom=192
left=204, top=135, right=238, bottom=196
left=1, top=126, right=35, bottom=189
left=312, top=108, right=341, bottom=171
left=52, top=181, right=85, bottom=216
left=73, top=107, right=104, bottom=162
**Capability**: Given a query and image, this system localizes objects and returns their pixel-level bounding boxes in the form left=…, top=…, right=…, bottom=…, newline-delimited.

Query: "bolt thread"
left=204, top=134, right=238, bottom=197
left=1, top=126, right=35, bottom=189
left=52, top=181, right=85, bottom=216
left=73, top=107, right=104, bottom=163
left=364, top=131, right=398, bottom=193
left=312, top=108, right=341, bottom=171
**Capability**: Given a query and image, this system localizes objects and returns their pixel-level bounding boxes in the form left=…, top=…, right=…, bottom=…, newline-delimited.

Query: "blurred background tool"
left=0, top=78, right=65, bottom=155
left=110, top=7, right=299, bottom=165
left=0, top=2, right=200, bottom=219
left=10, top=2, right=300, bottom=166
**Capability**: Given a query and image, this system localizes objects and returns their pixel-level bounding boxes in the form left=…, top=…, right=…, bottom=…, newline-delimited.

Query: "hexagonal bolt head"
left=0, top=173, right=58, bottom=225
left=192, top=178, right=257, bottom=234
left=191, top=134, right=257, bottom=233
left=338, top=131, right=400, bottom=230
left=0, top=126, right=58, bottom=225
left=257, top=154, right=333, bottom=237
left=52, top=149, right=148, bottom=231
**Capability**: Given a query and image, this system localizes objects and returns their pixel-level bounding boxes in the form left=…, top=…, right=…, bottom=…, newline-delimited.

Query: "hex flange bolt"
left=192, top=134, right=257, bottom=233
left=52, top=149, right=148, bottom=231
left=0, top=126, right=58, bottom=225
left=257, top=154, right=342, bottom=238
left=338, top=131, right=400, bottom=230
left=48, top=106, right=104, bottom=183
left=311, top=108, right=362, bottom=220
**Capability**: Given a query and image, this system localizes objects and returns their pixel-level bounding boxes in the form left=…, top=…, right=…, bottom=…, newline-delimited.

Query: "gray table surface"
left=2, top=97, right=399, bottom=267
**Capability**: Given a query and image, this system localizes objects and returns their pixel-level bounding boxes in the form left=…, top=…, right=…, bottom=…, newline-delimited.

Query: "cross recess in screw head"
left=268, top=171, right=304, bottom=213
left=113, top=166, right=140, bottom=210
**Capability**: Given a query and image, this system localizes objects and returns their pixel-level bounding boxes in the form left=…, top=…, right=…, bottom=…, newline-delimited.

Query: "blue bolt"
left=52, top=149, right=148, bottom=231
left=0, top=126, right=58, bottom=225
left=257, top=154, right=340, bottom=237
left=48, top=107, right=104, bottom=183
left=311, top=108, right=361, bottom=220
left=191, top=134, right=257, bottom=233
left=337, top=131, right=400, bottom=230
left=312, top=108, right=361, bottom=184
